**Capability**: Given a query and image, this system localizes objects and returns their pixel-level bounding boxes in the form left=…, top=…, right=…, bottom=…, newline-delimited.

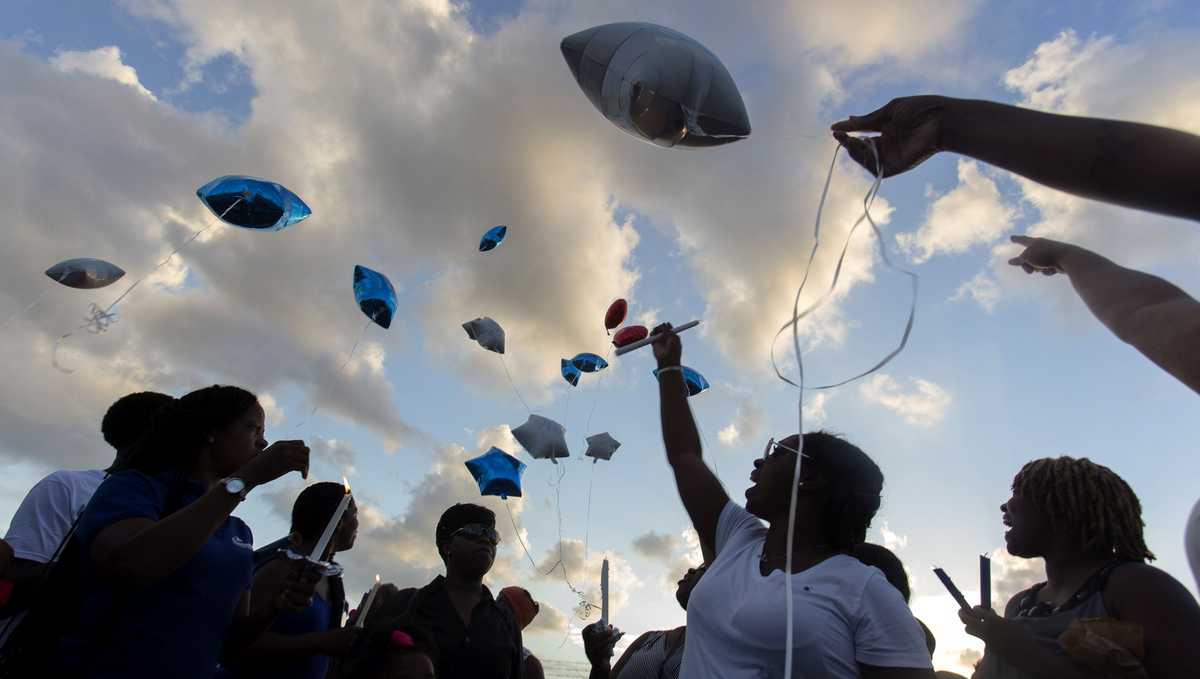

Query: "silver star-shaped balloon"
left=585, top=432, right=621, bottom=462
left=512, top=414, right=569, bottom=463
left=463, top=317, right=505, bottom=354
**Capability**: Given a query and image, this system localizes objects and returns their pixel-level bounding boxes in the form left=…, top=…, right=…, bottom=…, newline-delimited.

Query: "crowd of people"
left=1, top=95, right=1199, bottom=679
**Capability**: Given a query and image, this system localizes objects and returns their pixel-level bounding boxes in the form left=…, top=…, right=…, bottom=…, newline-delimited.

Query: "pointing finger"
left=1010, top=235, right=1034, bottom=246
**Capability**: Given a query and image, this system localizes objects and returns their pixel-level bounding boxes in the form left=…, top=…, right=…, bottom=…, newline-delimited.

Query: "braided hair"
left=1013, top=456, right=1154, bottom=562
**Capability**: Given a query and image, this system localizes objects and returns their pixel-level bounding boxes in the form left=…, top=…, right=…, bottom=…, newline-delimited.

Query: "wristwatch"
left=219, top=477, right=250, bottom=501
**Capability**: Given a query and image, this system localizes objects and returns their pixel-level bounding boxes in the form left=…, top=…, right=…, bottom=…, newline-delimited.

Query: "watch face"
left=225, top=478, right=246, bottom=495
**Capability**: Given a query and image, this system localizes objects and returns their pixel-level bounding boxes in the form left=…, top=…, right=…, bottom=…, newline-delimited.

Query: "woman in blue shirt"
left=62, top=385, right=317, bottom=679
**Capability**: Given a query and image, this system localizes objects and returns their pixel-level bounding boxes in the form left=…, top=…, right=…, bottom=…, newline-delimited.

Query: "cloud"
left=878, top=521, right=909, bottom=552
left=717, top=399, right=764, bottom=446
left=631, top=530, right=681, bottom=561
left=956, top=28, right=1200, bottom=314
left=988, top=547, right=1044, bottom=610
left=533, top=538, right=641, bottom=622
left=858, top=374, right=951, bottom=427
left=958, top=648, right=983, bottom=670
left=897, top=160, right=1019, bottom=263
left=950, top=271, right=1002, bottom=313
left=311, top=437, right=358, bottom=475
left=50, top=46, right=157, bottom=100
left=526, top=600, right=569, bottom=636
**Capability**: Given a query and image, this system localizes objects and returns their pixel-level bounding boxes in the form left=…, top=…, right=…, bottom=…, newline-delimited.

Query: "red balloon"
left=612, top=325, right=648, bottom=348
left=605, top=299, right=627, bottom=331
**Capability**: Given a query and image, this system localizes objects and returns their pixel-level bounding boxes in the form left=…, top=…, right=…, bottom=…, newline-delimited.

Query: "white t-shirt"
left=1186, top=497, right=1200, bottom=595
left=1, top=469, right=106, bottom=644
left=680, top=502, right=932, bottom=679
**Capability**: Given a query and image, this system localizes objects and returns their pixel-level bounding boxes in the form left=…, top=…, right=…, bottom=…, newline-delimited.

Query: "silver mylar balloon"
left=561, top=22, right=751, bottom=148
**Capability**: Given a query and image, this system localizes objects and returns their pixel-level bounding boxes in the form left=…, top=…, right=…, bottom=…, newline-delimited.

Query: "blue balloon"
left=465, top=447, right=526, bottom=499
left=571, top=353, right=609, bottom=373
left=561, top=358, right=581, bottom=387
left=652, top=365, right=710, bottom=397
left=45, top=258, right=125, bottom=289
left=353, top=265, right=398, bottom=329
left=196, top=175, right=311, bottom=231
left=479, top=225, right=507, bottom=252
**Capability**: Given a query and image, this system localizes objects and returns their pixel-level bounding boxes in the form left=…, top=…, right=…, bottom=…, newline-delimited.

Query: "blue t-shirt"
left=63, top=470, right=255, bottom=679
left=231, top=592, right=332, bottom=679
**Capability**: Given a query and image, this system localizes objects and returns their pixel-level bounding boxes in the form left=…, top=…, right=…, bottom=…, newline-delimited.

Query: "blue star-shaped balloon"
left=479, top=225, right=507, bottom=252
left=652, top=365, right=710, bottom=397
left=465, top=447, right=526, bottom=500
left=561, top=358, right=581, bottom=387
left=45, top=258, right=125, bottom=289
left=196, top=175, right=311, bottom=231
left=571, top=353, right=609, bottom=373
left=353, top=265, right=398, bottom=329
left=512, top=414, right=569, bottom=463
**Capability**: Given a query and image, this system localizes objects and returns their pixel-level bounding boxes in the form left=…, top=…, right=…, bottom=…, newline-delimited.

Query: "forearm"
left=104, top=487, right=242, bottom=583
left=224, top=601, right=282, bottom=659
left=658, top=371, right=702, bottom=465
left=588, top=662, right=611, bottom=679
left=1058, top=247, right=1185, bottom=339
left=943, top=98, right=1200, bottom=221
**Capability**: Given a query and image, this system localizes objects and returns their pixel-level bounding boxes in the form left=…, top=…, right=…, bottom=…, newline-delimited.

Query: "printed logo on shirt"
left=232, top=536, right=254, bottom=550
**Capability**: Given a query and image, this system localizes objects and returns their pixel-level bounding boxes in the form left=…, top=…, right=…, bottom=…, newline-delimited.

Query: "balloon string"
left=541, top=462, right=598, bottom=619
left=295, top=317, right=374, bottom=429
left=583, top=346, right=613, bottom=436
left=51, top=198, right=243, bottom=373
left=500, top=354, right=532, bottom=414
left=505, top=500, right=539, bottom=569
left=773, top=139, right=913, bottom=679
left=583, top=461, right=596, bottom=560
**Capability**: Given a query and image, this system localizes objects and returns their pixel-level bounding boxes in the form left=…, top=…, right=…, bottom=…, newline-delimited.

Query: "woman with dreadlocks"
left=961, top=456, right=1200, bottom=679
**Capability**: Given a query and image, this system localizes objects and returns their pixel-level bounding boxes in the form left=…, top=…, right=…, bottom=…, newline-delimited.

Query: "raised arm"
left=651, top=324, right=728, bottom=563
left=832, top=96, right=1200, bottom=222
left=92, top=441, right=309, bottom=585
left=1009, top=235, right=1200, bottom=393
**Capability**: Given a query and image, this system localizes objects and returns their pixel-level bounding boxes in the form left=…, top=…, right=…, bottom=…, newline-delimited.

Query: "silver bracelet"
left=656, top=365, right=683, bottom=376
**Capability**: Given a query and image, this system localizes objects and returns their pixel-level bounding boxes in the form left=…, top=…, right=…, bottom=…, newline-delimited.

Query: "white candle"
left=600, top=558, right=609, bottom=626
left=355, top=574, right=381, bottom=628
left=613, top=320, right=701, bottom=356
left=310, top=478, right=351, bottom=561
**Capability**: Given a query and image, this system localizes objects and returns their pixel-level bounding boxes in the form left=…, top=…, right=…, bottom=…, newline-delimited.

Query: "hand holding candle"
left=355, top=574, right=381, bottom=628
left=614, top=320, right=700, bottom=356
left=311, top=477, right=352, bottom=561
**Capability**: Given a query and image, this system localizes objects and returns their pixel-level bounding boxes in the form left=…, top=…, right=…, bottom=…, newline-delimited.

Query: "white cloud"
left=897, top=160, right=1019, bottom=263
left=803, top=392, right=830, bottom=429
left=859, top=374, right=951, bottom=427
left=311, top=437, right=358, bottom=475
left=879, top=521, right=908, bottom=552
left=631, top=530, right=680, bottom=561
left=957, top=28, right=1200, bottom=314
left=950, top=271, right=1001, bottom=313
left=50, top=46, right=157, bottom=100
left=717, top=399, right=764, bottom=446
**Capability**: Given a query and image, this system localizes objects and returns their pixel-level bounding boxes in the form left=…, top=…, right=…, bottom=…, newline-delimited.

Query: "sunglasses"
left=762, top=437, right=808, bottom=462
left=453, top=523, right=501, bottom=546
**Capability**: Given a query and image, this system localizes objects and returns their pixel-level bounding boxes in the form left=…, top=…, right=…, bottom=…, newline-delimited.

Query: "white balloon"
left=462, top=316, right=505, bottom=354
left=512, top=414, right=569, bottom=463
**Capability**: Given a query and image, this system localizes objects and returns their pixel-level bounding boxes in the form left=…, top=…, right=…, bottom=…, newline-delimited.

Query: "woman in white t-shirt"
left=650, top=324, right=933, bottom=679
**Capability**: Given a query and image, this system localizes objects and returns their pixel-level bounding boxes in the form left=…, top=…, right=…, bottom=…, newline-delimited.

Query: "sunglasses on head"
left=762, top=437, right=808, bottom=462
left=453, top=523, right=501, bottom=545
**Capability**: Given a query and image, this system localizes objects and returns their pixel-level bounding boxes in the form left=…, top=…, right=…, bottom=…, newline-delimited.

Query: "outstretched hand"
left=831, top=95, right=952, bottom=178
left=651, top=323, right=682, bottom=368
left=1007, top=235, right=1079, bottom=276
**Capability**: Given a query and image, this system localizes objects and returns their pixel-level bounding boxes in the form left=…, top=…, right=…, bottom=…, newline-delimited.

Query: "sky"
left=2, top=1, right=1199, bottom=675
